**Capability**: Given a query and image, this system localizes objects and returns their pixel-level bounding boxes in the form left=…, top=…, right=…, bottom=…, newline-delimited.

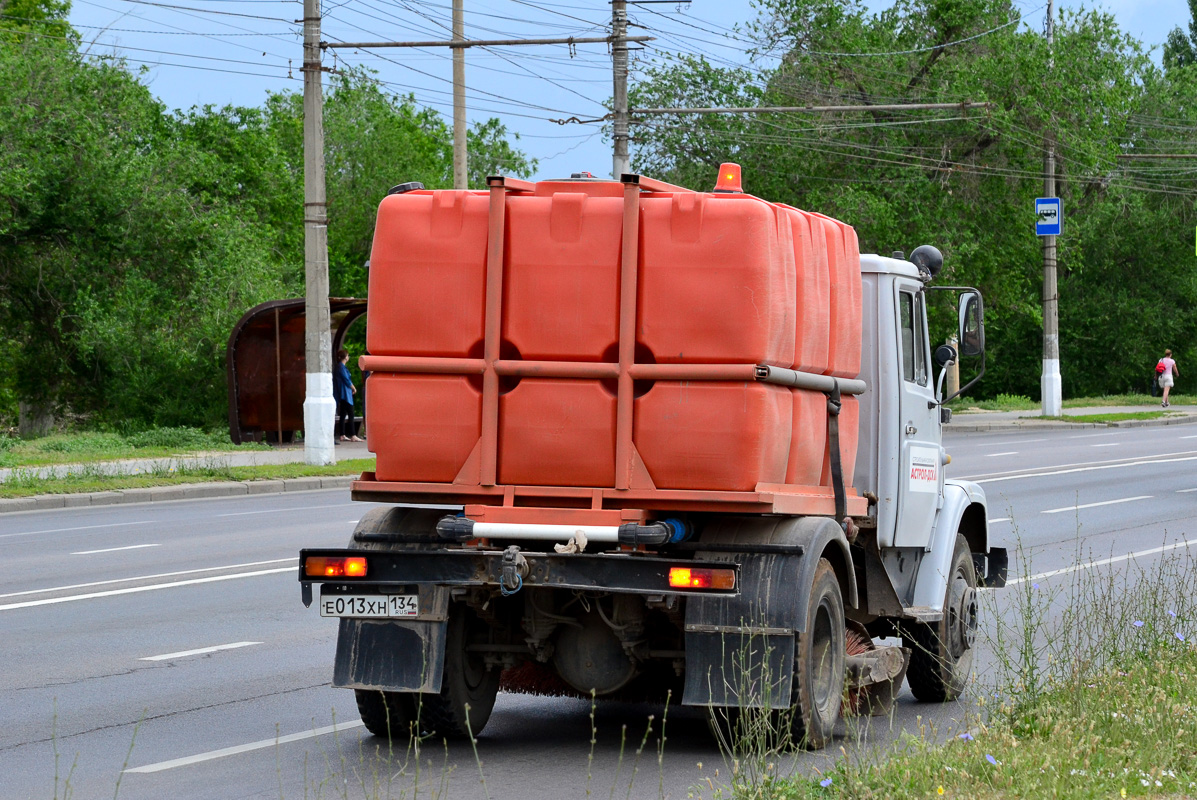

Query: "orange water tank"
left=502, top=183, right=624, bottom=361
left=634, top=382, right=791, bottom=491
left=498, top=379, right=616, bottom=487
left=778, top=206, right=830, bottom=374
left=368, top=374, right=481, bottom=483
left=636, top=192, right=796, bottom=366
left=809, top=212, right=863, bottom=379
left=785, top=389, right=828, bottom=486
left=367, top=190, right=490, bottom=357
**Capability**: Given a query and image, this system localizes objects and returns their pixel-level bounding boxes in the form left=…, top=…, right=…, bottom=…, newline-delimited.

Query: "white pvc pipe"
left=472, top=522, right=620, bottom=542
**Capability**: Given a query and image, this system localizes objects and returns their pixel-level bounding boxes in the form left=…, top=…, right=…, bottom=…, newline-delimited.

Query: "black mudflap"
left=332, top=585, right=451, bottom=693
left=683, top=630, right=796, bottom=709
left=334, top=618, right=448, bottom=693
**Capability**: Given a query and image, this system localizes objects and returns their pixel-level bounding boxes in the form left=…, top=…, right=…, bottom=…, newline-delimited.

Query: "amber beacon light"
left=668, top=566, right=736, bottom=590
left=304, top=556, right=368, bottom=578
left=713, top=162, right=743, bottom=193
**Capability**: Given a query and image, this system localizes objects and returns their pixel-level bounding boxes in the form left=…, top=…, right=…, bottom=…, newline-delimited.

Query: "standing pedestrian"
left=1157, top=348, right=1179, bottom=408
left=334, top=348, right=362, bottom=442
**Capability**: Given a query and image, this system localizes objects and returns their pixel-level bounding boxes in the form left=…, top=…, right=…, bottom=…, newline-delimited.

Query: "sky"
left=62, top=0, right=1192, bottom=182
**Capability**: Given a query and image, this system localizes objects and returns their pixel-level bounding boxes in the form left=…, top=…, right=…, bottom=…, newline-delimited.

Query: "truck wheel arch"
left=957, top=501, right=988, bottom=561
left=910, top=480, right=988, bottom=610
left=817, top=532, right=858, bottom=613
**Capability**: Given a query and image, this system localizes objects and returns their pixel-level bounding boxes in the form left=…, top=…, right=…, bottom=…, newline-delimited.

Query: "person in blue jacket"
left=333, top=348, right=362, bottom=442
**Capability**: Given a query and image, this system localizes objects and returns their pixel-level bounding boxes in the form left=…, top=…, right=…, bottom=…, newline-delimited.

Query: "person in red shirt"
left=1158, top=349, right=1179, bottom=408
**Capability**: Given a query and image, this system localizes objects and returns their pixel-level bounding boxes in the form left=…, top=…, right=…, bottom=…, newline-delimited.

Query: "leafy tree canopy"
left=631, top=0, right=1193, bottom=399
left=0, top=34, right=531, bottom=430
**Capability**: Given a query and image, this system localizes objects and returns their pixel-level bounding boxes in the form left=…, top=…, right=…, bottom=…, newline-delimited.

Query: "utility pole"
left=452, top=0, right=466, bottom=189
left=611, top=0, right=630, bottom=178
left=1041, top=0, right=1062, bottom=417
left=303, top=0, right=335, bottom=464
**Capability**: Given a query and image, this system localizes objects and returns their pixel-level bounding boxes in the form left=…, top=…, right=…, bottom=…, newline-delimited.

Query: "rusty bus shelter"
left=226, top=298, right=367, bottom=444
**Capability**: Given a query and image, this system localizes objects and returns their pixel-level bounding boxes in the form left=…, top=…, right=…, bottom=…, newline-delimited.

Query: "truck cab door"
left=892, top=282, right=942, bottom=547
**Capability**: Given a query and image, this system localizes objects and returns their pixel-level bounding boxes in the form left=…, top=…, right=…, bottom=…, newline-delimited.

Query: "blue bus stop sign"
left=1036, top=197, right=1062, bottom=236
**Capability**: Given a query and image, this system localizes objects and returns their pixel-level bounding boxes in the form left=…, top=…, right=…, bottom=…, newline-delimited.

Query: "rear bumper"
left=298, top=547, right=741, bottom=606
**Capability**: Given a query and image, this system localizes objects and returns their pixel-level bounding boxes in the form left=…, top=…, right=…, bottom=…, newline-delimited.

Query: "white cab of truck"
left=856, top=251, right=1001, bottom=619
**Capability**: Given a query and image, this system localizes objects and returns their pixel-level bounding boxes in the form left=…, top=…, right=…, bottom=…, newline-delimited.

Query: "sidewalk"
left=946, top=404, right=1197, bottom=433
left=0, top=440, right=371, bottom=483
left=0, top=440, right=372, bottom=513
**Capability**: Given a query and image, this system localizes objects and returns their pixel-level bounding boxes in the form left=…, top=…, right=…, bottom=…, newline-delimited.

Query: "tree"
left=1164, top=0, right=1197, bottom=72
left=630, top=0, right=1187, bottom=399
left=0, top=46, right=533, bottom=430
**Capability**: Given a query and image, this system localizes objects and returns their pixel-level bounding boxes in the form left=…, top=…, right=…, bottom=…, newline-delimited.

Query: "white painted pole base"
left=1041, top=358, right=1062, bottom=417
left=303, top=372, right=337, bottom=465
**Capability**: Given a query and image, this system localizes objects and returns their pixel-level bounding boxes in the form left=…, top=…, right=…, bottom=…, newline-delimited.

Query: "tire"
left=789, top=558, right=845, bottom=750
left=905, top=534, right=978, bottom=702
left=355, top=689, right=417, bottom=740
left=419, top=602, right=501, bottom=739
left=349, top=507, right=445, bottom=549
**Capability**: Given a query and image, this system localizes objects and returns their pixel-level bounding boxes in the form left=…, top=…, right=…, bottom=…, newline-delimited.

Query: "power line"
left=2, top=11, right=295, bottom=35
left=0, top=25, right=292, bottom=69
left=113, top=0, right=295, bottom=23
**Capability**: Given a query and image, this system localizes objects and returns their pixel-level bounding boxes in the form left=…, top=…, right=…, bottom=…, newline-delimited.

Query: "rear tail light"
left=305, top=556, right=368, bottom=578
left=668, top=566, right=735, bottom=591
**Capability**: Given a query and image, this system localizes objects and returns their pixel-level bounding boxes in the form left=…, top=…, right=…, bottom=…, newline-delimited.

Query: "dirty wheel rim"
left=810, top=598, right=837, bottom=716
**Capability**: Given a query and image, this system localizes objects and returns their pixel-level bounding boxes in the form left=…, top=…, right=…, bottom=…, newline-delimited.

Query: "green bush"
left=37, top=432, right=127, bottom=453
left=123, top=426, right=224, bottom=450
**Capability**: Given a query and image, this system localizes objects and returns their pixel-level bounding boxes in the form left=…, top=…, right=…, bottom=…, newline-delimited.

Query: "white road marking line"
left=140, top=641, right=262, bottom=662
left=989, top=517, right=1011, bottom=524
left=1182, top=435, right=1197, bottom=439
left=984, top=452, right=1017, bottom=457
left=0, top=567, right=294, bottom=612
left=1091, top=443, right=1120, bottom=447
left=71, top=544, right=160, bottom=556
left=124, top=721, right=365, bottom=774
left=1067, top=431, right=1123, bottom=439
left=971, top=453, right=1197, bottom=484
left=1009, top=539, right=1197, bottom=586
left=0, top=558, right=295, bottom=600
left=0, top=520, right=155, bottom=540
left=957, top=438, right=1045, bottom=449
left=1178, top=488, right=1197, bottom=493
left=963, top=449, right=1197, bottom=481
left=217, top=503, right=354, bottom=517
left=1041, top=495, right=1152, bottom=515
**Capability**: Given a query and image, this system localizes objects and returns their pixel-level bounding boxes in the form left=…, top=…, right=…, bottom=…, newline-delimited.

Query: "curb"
left=945, top=414, right=1197, bottom=434
left=0, top=475, right=357, bottom=514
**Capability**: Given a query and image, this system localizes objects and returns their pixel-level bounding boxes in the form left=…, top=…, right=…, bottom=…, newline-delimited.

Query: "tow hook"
left=501, top=545, right=528, bottom=595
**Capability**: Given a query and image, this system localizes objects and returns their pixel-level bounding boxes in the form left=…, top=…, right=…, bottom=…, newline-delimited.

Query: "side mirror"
left=933, top=343, right=957, bottom=369
left=958, top=292, right=985, bottom=357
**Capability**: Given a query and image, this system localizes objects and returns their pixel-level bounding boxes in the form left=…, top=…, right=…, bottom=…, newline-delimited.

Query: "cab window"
left=899, top=291, right=928, bottom=386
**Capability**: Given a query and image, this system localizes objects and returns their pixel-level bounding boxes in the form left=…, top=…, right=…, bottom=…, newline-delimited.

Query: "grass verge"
left=1028, top=411, right=1171, bottom=424
left=0, top=427, right=270, bottom=468
left=769, top=540, right=1197, bottom=800
left=951, top=393, right=1194, bottom=413
left=0, top=458, right=375, bottom=498
left=775, top=648, right=1197, bottom=799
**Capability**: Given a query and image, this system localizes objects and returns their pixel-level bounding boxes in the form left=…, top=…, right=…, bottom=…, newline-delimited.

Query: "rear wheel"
left=355, top=689, right=416, bottom=740
left=789, top=558, right=845, bottom=749
left=905, top=534, right=977, bottom=702
left=419, top=603, right=501, bottom=739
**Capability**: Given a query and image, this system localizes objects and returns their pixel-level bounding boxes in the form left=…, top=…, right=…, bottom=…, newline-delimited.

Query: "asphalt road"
left=1, top=424, right=1193, bottom=799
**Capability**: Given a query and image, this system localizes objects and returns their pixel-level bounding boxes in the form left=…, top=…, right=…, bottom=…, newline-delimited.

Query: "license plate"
left=319, top=593, right=418, bottom=618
